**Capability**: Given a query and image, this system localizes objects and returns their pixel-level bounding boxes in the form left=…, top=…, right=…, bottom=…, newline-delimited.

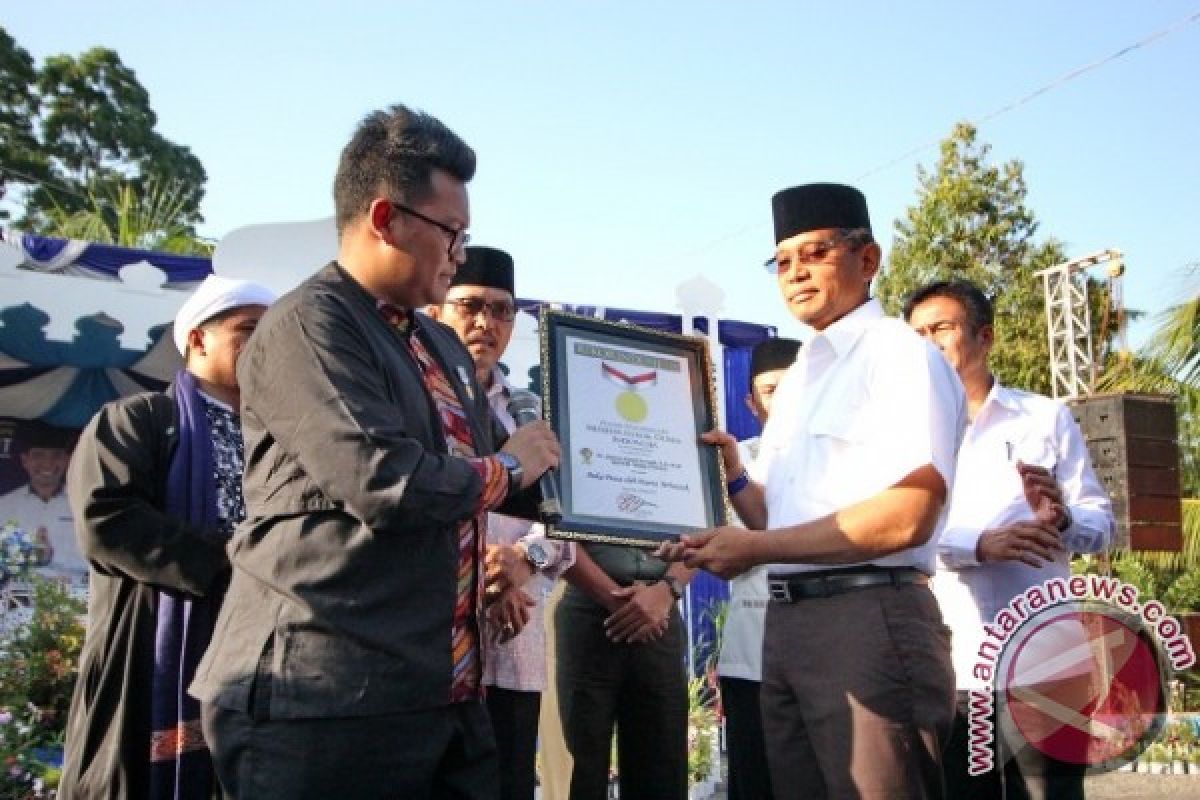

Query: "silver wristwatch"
left=496, top=452, right=524, bottom=494
left=524, top=541, right=552, bottom=571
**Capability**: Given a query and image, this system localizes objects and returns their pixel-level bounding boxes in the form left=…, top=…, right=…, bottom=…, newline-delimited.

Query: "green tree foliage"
left=0, top=26, right=206, bottom=236
left=876, top=122, right=1068, bottom=395
left=0, top=28, right=47, bottom=217
left=43, top=176, right=213, bottom=256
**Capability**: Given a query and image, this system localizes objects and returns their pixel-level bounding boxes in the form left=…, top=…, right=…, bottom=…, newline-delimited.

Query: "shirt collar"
left=376, top=301, right=417, bottom=337
left=197, top=388, right=235, bottom=414
left=23, top=483, right=66, bottom=502
left=485, top=367, right=512, bottom=402
left=974, top=378, right=1020, bottom=424
left=810, top=297, right=883, bottom=359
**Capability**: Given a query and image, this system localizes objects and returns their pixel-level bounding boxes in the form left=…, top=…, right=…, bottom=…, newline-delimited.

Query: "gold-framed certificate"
left=539, top=309, right=728, bottom=548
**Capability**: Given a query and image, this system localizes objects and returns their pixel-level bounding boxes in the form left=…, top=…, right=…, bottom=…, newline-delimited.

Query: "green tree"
left=0, top=28, right=47, bottom=218
left=0, top=26, right=206, bottom=236
left=876, top=122, right=1068, bottom=395
left=43, top=176, right=213, bottom=256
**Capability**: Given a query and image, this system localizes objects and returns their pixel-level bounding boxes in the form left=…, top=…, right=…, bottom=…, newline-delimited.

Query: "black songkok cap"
left=750, top=337, right=802, bottom=380
left=14, top=420, right=74, bottom=454
left=452, top=246, right=515, bottom=294
left=771, top=183, right=872, bottom=244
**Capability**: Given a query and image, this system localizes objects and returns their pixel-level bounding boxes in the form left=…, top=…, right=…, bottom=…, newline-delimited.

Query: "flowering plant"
left=0, top=578, right=85, bottom=799
left=0, top=704, right=59, bottom=798
left=687, top=675, right=719, bottom=787
left=0, top=522, right=38, bottom=585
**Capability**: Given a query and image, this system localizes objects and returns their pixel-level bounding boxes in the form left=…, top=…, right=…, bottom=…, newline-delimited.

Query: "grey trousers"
left=761, top=581, right=955, bottom=800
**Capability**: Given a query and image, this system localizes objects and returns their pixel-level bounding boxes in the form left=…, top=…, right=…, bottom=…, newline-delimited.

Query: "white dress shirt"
left=481, top=369, right=575, bottom=692
left=756, top=299, right=967, bottom=576
left=717, top=437, right=769, bottom=682
left=0, top=483, right=85, bottom=580
left=933, top=382, right=1114, bottom=689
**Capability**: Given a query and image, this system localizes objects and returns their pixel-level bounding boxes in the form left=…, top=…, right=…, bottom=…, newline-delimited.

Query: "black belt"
left=767, top=567, right=927, bottom=602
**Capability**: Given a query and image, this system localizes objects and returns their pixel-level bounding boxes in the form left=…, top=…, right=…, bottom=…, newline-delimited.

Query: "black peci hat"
left=771, top=183, right=872, bottom=244
left=452, top=246, right=515, bottom=294
left=750, top=337, right=802, bottom=380
left=13, top=420, right=74, bottom=454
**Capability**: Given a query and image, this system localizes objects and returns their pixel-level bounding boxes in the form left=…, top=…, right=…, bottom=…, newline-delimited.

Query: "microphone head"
left=506, top=389, right=541, bottom=419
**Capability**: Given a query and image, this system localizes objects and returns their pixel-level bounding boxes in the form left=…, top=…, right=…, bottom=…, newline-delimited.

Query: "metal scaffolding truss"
left=1035, top=249, right=1123, bottom=400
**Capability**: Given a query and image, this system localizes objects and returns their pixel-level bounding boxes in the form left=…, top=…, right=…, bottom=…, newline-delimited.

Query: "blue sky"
left=7, top=1, right=1199, bottom=345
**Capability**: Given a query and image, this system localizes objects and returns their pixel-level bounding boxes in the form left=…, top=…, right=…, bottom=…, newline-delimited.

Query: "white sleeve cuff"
left=939, top=526, right=983, bottom=569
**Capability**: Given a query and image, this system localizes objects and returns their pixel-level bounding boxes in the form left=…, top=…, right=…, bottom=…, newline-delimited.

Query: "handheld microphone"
left=506, top=390, right=563, bottom=525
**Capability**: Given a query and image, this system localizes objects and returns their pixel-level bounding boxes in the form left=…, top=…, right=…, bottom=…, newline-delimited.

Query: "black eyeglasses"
left=764, top=231, right=871, bottom=274
left=390, top=201, right=470, bottom=257
left=444, top=296, right=518, bottom=322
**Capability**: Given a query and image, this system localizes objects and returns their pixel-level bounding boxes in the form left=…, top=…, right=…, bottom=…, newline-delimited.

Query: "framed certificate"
left=539, top=309, right=729, bottom=548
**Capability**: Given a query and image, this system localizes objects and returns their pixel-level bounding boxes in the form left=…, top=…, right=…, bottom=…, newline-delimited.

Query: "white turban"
left=173, top=275, right=277, bottom=356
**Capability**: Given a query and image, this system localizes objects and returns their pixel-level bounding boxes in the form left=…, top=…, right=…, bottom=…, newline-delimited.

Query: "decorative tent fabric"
left=12, top=232, right=211, bottom=287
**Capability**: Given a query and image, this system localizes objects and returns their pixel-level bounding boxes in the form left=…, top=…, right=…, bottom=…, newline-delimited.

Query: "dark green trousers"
left=554, top=586, right=688, bottom=800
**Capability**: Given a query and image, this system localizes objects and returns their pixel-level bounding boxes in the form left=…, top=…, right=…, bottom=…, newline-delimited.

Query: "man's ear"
left=743, top=392, right=756, bottom=415
left=425, top=303, right=443, bottom=322
left=185, top=327, right=206, bottom=358
left=368, top=198, right=396, bottom=244
left=979, top=323, right=995, bottom=350
left=860, top=241, right=882, bottom=283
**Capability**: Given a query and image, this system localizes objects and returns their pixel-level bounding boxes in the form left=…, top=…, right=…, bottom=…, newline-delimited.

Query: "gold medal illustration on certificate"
left=601, top=361, right=657, bottom=422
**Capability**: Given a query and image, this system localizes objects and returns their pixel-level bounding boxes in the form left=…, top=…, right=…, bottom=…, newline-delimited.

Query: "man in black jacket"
left=61, top=274, right=275, bottom=800
left=191, top=104, right=559, bottom=799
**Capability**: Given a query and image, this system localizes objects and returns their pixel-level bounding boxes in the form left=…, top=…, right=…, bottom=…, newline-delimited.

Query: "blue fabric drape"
left=20, top=234, right=212, bottom=284
left=1, top=303, right=172, bottom=426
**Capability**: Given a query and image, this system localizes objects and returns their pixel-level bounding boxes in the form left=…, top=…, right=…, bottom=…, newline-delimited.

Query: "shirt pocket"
left=790, top=403, right=875, bottom=505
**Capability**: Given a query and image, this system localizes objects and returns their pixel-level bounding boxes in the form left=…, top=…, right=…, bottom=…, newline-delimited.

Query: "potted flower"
left=0, top=576, right=86, bottom=797
left=1143, top=742, right=1169, bottom=774
left=1, top=520, right=39, bottom=585
left=687, top=676, right=720, bottom=799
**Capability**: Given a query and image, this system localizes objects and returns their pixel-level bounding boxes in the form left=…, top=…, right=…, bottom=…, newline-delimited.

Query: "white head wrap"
left=172, top=275, right=277, bottom=356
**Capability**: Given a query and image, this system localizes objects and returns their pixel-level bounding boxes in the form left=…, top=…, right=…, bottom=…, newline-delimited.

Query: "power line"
left=675, top=9, right=1200, bottom=261
left=855, top=9, right=1200, bottom=181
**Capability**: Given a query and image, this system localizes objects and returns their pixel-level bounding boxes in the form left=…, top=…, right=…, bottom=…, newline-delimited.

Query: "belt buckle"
left=768, top=579, right=793, bottom=603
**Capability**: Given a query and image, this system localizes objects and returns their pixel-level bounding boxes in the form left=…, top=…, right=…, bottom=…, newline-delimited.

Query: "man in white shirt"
left=905, top=279, right=1114, bottom=800
left=427, top=245, right=575, bottom=800
left=718, top=336, right=799, bottom=800
left=0, top=421, right=83, bottom=581
left=660, top=182, right=966, bottom=799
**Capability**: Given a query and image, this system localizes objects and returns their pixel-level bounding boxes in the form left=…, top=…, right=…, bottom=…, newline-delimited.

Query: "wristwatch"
left=523, top=541, right=552, bottom=571
left=496, top=452, right=524, bottom=494
left=662, top=574, right=684, bottom=600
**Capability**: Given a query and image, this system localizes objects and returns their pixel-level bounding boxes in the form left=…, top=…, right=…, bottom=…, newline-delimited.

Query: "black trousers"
left=484, top=688, right=540, bottom=800
left=203, top=691, right=497, bottom=800
left=943, top=691, right=1086, bottom=800
left=719, top=676, right=774, bottom=800
left=555, top=586, right=688, bottom=800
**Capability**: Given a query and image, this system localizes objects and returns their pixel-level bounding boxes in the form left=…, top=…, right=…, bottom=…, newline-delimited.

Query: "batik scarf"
left=148, top=369, right=225, bottom=800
